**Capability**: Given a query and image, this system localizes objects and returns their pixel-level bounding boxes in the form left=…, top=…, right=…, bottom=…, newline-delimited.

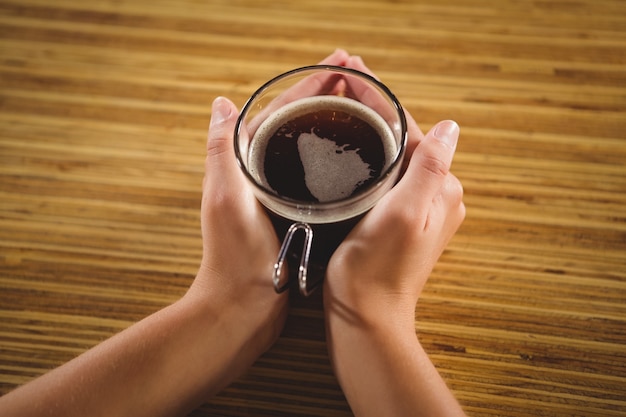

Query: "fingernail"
left=210, top=96, right=230, bottom=127
left=433, top=120, right=459, bottom=149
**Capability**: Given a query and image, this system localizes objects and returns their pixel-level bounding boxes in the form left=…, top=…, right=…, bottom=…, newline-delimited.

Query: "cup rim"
left=234, top=64, right=408, bottom=209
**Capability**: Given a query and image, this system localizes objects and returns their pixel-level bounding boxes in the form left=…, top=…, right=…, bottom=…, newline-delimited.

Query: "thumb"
left=205, top=96, right=240, bottom=180
left=398, top=120, right=460, bottom=213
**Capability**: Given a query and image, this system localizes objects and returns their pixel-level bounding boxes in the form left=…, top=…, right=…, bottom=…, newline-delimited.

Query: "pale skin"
left=0, top=49, right=466, bottom=417
left=325, top=55, right=466, bottom=417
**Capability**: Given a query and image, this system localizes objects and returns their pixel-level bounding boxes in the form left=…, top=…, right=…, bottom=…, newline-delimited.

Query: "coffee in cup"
left=235, top=66, right=407, bottom=295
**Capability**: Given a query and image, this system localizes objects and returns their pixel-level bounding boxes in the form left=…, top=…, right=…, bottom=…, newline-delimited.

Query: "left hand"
left=187, top=95, right=288, bottom=362
left=187, top=48, right=353, bottom=363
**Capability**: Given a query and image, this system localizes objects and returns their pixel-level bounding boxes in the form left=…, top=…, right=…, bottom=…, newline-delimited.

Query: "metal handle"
left=272, top=222, right=317, bottom=296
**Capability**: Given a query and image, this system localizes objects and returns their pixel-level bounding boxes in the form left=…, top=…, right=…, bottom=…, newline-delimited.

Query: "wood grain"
left=1, top=0, right=625, bottom=415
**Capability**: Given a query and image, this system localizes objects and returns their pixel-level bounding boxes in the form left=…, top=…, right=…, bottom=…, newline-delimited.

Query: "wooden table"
left=1, top=0, right=625, bottom=415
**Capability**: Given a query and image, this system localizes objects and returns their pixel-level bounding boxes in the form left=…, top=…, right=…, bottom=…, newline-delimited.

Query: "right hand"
left=324, top=56, right=466, bottom=329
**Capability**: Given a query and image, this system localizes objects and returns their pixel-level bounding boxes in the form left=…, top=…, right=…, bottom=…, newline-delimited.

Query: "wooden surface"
left=1, top=0, right=625, bottom=415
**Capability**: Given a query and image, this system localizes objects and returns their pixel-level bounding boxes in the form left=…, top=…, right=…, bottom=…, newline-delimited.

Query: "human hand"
left=322, top=55, right=466, bottom=417
left=187, top=94, right=288, bottom=345
left=324, top=56, right=465, bottom=329
left=247, top=49, right=351, bottom=133
left=185, top=49, right=352, bottom=372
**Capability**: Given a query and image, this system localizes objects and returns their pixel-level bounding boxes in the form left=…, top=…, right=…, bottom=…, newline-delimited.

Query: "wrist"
left=162, top=292, right=279, bottom=403
left=186, top=288, right=284, bottom=351
left=323, top=289, right=425, bottom=417
left=183, top=269, right=288, bottom=366
left=323, top=278, right=417, bottom=335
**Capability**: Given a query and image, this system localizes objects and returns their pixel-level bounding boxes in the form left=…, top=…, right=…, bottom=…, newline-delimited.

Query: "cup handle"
left=273, top=222, right=317, bottom=296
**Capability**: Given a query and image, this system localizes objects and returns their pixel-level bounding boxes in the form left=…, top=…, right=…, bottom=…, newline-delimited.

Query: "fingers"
left=341, top=56, right=390, bottom=115
left=205, top=97, right=242, bottom=190
left=280, top=49, right=351, bottom=100
left=246, top=51, right=350, bottom=131
left=344, top=55, right=379, bottom=79
left=397, top=120, right=460, bottom=215
left=318, top=48, right=350, bottom=66
left=342, top=55, right=424, bottom=175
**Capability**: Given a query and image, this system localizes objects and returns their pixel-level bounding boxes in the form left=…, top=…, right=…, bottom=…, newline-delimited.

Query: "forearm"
left=0, top=293, right=265, bottom=417
left=325, top=306, right=466, bottom=417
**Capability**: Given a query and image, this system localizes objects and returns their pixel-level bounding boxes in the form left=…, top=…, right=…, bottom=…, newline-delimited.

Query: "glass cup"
left=234, top=65, right=407, bottom=296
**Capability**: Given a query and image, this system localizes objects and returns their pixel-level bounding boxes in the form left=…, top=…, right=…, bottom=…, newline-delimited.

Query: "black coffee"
left=249, top=96, right=396, bottom=210
left=247, top=96, right=398, bottom=291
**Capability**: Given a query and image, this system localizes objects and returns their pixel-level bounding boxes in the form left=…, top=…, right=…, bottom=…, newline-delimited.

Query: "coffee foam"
left=297, top=131, right=373, bottom=201
left=248, top=95, right=398, bottom=221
